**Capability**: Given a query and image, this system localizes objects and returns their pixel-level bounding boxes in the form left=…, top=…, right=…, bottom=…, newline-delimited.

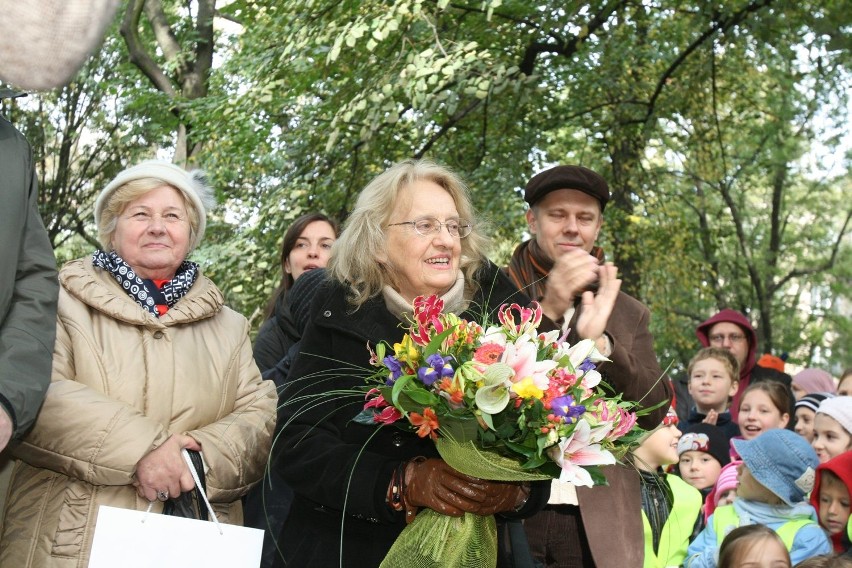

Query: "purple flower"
left=551, top=395, right=586, bottom=422
left=578, top=358, right=596, bottom=373
left=418, top=353, right=454, bottom=386
left=384, top=356, right=404, bottom=385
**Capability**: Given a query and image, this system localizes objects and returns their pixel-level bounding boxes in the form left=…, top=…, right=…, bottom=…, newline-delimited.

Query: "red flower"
left=411, top=295, right=445, bottom=346
left=409, top=407, right=440, bottom=439
left=473, top=343, right=504, bottom=365
left=374, top=406, right=403, bottom=424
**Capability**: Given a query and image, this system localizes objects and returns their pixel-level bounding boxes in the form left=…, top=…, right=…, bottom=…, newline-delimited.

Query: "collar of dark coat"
left=309, top=262, right=528, bottom=341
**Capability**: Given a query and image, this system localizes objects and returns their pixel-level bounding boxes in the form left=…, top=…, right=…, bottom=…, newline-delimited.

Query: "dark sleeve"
left=252, top=315, right=289, bottom=373
left=0, top=121, right=58, bottom=438
left=273, top=291, right=427, bottom=525
left=599, top=297, right=672, bottom=430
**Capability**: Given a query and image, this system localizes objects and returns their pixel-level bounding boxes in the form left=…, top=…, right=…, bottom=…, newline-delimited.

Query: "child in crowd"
left=839, top=369, right=852, bottom=397
left=732, top=380, right=792, bottom=459
left=812, top=396, right=852, bottom=463
left=795, top=393, right=836, bottom=443
left=716, top=524, right=791, bottom=568
left=685, top=429, right=832, bottom=567
left=792, top=368, right=837, bottom=400
left=686, top=347, right=740, bottom=440
left=676, top=423, right=731, bottom=529
left=810, top=451, right=852, bottom=555
left=703, top=460, right=741, bottom=523
left=632, top=407, right=703, bottom=568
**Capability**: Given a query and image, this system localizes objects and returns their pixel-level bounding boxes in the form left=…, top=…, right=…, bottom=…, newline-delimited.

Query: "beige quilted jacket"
left=0, top=257, right=277, bottom=567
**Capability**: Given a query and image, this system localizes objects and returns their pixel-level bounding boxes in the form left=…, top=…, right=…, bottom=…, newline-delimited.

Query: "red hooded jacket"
left=695, top=309, right=757, bottom=423
left=810, top=451, right=852, bottom=553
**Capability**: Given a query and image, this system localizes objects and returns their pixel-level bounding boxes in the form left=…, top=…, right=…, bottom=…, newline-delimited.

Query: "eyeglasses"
left=387, top=217, right=472, bottom=238
left=709, top=333, right=747, bottom=344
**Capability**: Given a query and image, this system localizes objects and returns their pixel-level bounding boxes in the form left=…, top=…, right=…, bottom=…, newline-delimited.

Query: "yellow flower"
left=393, top=335, right=420, bottom=365
left=511, top=377, right=544, bottom=400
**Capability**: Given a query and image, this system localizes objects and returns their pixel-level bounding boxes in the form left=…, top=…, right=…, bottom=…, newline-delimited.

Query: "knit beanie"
left=757, top=354, right=786, bottom=373
left=817, top=396, right=852, bottom=436
left=94, top=160, right=215, bottom=252
left=677, top=423, right=731, bottom=467
left=795, top=392, right=835, bottom=414
left=705, top=460, right=742, bottom=521
left=793, top=368, right=837, bottom=395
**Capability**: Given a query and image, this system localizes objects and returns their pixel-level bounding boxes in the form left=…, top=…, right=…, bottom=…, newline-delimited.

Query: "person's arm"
left=595, top=299, right=671, bottom=430
left=788, top=523, right=833, bottom=564
left=186, top=315, right=277, bottom=501
left=11, top=315, right=170, bottom=483
left=0, top=130, right=58, bottom=448
left=683, top=515, right=720, bottom=568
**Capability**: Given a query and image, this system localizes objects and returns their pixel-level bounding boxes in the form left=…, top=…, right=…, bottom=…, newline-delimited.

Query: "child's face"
left=738, top=390, right=789, bottom=440
left=634, top=424, right=681, bottom=471
left=838, top=375, right=852, bottom=397
left=717, top=488, right=737, bottom=507
left=679, top=450, right=722, bottom=490
left=736, top=463, right=782, bottom=504
left=733, top=535, right=791, bottom=568
left=818, top=476, right=851, bottom=536
left=812, top=413, right=852, bottom=463
left=688, top=358, right=737, bottom=414
left=793, top=407, right=817, bottom=442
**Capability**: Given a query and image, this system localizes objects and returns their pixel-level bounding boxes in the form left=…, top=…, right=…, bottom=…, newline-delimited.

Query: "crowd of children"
left=634, top=344, right=852, bottom=567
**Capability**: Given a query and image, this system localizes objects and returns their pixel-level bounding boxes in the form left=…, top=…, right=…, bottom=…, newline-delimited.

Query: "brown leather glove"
left=403, top=458, right=491, bottom=517
left=474, top=480, right=528, bottom=516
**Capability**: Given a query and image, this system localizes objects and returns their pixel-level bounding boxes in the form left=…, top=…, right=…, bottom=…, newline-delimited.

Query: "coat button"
left=323, top=310, right=332, bottom=318
left=153, top=331, right=165, bottom=339
left=391, top=433, right=403, bottom=447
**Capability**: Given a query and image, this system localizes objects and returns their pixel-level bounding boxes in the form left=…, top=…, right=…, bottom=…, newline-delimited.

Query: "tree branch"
left=120, top=0, right=177, bottom=96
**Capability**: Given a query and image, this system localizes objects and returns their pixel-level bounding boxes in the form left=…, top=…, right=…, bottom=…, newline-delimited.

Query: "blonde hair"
left=688, top=347, right=740, bottom=384
left=97, top=178, right=204, bottom=251
left=328, top=159, right=488, bottom=309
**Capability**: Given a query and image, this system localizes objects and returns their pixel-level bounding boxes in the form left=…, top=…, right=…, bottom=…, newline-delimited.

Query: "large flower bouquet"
left=356, top=296, right=644, bottom=567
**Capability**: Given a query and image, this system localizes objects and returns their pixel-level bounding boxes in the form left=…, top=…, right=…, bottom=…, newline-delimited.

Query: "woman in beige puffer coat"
left=0, top=161, right=277, bottom=567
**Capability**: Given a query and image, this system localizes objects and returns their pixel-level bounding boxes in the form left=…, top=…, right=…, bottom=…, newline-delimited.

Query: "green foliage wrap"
left=380, top=438, right=551, bottom=567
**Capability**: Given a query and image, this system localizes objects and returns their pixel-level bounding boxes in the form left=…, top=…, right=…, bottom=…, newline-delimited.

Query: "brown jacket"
left=0, top=258, right=277, bottom=567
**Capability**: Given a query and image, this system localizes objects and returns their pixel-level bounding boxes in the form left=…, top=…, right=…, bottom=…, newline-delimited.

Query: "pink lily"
left=546, top=419, right=616, bottom=487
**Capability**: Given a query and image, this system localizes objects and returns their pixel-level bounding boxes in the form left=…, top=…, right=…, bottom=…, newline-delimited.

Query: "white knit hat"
left=94, top=160, right=215, bottom=251
left=0, top=0, right=120, bottom=91
left=817, top=396, right=852, bottom=436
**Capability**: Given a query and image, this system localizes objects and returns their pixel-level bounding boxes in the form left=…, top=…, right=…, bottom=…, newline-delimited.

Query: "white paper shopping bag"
left=88, top=505, right=264, bottom=568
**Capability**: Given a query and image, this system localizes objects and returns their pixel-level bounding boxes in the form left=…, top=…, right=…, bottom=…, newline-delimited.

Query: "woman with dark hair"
left=254, top=212, right=338, bottom=372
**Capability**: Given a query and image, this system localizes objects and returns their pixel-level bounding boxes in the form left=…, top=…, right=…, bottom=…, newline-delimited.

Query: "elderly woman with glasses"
left=0, top=161, right=277, bottom=567
left=272, top=159, right=548, bottom=567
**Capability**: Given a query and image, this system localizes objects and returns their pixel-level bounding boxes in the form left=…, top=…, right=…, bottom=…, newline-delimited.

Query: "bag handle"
left=181, top=448, right=224, bottom=534
left=143, top=448, right=224, bottom=535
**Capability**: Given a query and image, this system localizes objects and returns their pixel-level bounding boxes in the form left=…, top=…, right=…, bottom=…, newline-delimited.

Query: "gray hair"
left=328, top=159, right=489, bottom=309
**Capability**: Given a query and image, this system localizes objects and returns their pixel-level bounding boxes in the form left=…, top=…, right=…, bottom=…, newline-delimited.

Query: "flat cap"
left=524, top=165, right=609, bottom=211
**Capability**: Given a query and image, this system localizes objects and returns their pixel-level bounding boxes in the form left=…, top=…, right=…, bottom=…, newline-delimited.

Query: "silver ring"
left=157, top=490, right=169, bottom=501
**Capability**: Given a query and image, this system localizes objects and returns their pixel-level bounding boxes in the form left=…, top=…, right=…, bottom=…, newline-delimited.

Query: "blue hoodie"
left=684, top=498, right=832, bottom=567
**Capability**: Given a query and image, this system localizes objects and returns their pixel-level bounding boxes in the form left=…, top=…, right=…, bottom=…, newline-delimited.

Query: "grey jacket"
left=0, top=111, right=58, bottom=439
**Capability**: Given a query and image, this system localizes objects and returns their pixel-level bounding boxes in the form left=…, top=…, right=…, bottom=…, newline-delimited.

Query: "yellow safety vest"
left=712, top=504, right=814, bottom=550
left=642, top=475, right=703, bottom=568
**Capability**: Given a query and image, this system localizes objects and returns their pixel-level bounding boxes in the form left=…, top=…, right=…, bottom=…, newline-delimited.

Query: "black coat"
left=272, top=262, right=544, bottom=568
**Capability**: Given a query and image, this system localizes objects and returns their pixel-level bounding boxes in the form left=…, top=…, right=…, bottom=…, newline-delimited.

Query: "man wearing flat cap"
left=505, top=165, right=672, bottom=567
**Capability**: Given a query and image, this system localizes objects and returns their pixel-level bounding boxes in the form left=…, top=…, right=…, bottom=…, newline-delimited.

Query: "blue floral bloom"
left=578, top=358, right=596, bottom=373
left=418, top=353, right=454, bottom=386
left=551, top=395, right=585, bottom=422
left=384, top=355, right=404, bottom=385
